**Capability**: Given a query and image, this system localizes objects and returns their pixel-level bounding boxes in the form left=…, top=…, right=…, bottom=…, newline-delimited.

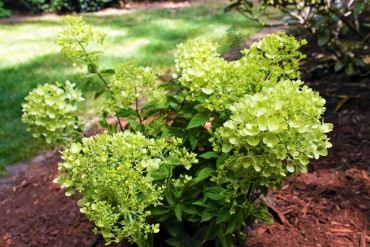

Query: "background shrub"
left=5, top=0, right=122, bottom=13
left=226, top=0, right=370, bottom=76
left=0, top=0, right=11, bottom=17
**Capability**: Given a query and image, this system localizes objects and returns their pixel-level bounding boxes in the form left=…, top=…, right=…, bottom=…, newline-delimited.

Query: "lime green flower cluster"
left=174, top=38, right=220, bottom=92
left=54, top=131, right=197, bottom=244
left=105, top=61, right=164, bottom=113
left=22, top=81, right=84, bottom=147
left=212, top=80, right=333, bottom=186
left=57, top=16, right=106, bottom=66
left=173, top=33, right=307, bottom=112
left=174, top=39, right=243, bottom=111
left=239, top=32, right=307, bottom=93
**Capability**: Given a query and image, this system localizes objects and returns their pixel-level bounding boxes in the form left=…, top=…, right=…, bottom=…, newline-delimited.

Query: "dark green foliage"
left=19, top=0, right=121, bottom=13
left=226, top=0, right=370, bottom=76
left=226, top=25, right=244, bottom=49
left=0, top=0, right=11, bottom=17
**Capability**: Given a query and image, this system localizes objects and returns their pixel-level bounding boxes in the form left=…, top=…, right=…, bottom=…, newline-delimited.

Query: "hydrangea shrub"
left=22, top=81, right=84, bottom=147
left=22, top=16, right=333, bottom=246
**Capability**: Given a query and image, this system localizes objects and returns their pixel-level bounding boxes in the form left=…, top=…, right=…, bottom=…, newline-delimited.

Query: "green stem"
left=134, top=88, right=143, bottom=123
left=246, top=183, right=253, bottom=201
left=252, top=191, right=262, bottom=203
left=77, top=40, right=124, bottom=132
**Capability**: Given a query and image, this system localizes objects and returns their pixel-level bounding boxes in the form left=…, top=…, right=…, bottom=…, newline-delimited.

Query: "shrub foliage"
left=17, top=0, right=121, bottom=13
left=22, top=16, right=333, bottom=246
left=226, top=0, right=370, bottom=75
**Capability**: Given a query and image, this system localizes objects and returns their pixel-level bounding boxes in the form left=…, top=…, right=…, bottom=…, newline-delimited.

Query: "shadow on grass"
left=0, top=53, right=84, bottom=167
left=0, top=5, right=261, bottom=168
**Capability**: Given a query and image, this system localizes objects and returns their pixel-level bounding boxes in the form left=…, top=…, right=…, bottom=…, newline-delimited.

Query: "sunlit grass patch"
left=0, top=4, right=261, bottom=168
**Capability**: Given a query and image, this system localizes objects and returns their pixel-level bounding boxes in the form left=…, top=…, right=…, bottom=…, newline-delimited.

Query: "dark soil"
left=1, top=20, right=369, bottom=247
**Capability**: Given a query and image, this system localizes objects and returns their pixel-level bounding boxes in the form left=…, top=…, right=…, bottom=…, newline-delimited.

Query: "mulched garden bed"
left=1, top=26, right=369, bottom=247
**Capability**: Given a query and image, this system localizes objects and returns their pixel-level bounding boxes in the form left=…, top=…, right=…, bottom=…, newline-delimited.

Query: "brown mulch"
left=0, top=154, right=102, bottom=247
left=1, top=25, right=370, bottom=247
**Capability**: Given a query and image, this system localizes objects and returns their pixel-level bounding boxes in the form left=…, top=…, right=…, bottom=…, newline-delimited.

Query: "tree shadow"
left=0, top=53, right=84, bottom=167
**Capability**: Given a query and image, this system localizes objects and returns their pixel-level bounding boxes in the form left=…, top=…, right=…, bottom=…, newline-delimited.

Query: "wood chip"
left=330, top=228, right=355, bottom=233
left=330, top=221, right=342, bottom=226
left=361, top=170, right=370, bottom=182
left=330, top=221, right=350, bottom=227
left=281, top=208, right=294, bottom=215
left=360, top=222, right=367, bottom=247
left=276, top=195, right=289, bottom=201
left=257, top=228, right=267, bottom=237
left=349, top=218, right=361, bottom=230
left=302, top=201, right=311, bottom=218
left=266, top=202, right=292, bottom=227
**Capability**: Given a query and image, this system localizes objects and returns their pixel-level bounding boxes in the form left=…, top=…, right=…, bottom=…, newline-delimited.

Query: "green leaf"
left=195, top=167, right=214, bottom=182
left=199, top=151, right=218, bottom=159
left=227, top=209, right=243, bottom=234
left=167, top=225, right=181, bottom=238
left=254, top=202, right=273, bottom=223
left=196, top=95, right=208, bottom=103
left=222, top=143, right=232, bottom=153
left=318, top=29, right=330, bottom=46
left=150, top=206, right=170, bottom=216
left=140, top=101, right=157, bottom=110
left=260, top=186, right=268, bottom=196
left=298, top=164, right=308, bottom=173
left=101, top=69, right=115, bottom=74
left=166, top=95, right=179, bottom=104
left=351, top=58, right=367, bottom=68
left=108, top=122, right=118, bottom=133
left=179, top=107, right=195, bottom=119
left=175, top=204, right=182, bottom=222
left=159, top=82, right=181, bottom=90
left=165, top=237, right=182, bottom=247
left=116, top=108, right=137, bottom=120
left=217, top=228, right=230, bottom=247
left=70, top=143, right=81, bottom=153
left=204, top=220, right=218, bottom=241
left=224, top=5, right=232, bottom=13
left=235, top=230, right=247, bottom=247
left=83, top=78, right=92, bottom=93
left=216, top=153, right=230, bottom=167
left=224, top=2, right=239, bottom=13
left=189, top=134, right=198, bottom=151
left=87, top=63, right=96, bottom=73
left=192, top=199, right=206, bottom=207
left=65, top=191, right=73, bottom=196
left=94, top=89, right=105, bottom=99
left=345, top=63, right=355, bottom=75
left=193, top=226, right=209, bottom=244
left=315, top=16, right=329, bottom=26
left=164, top=187, right=176, bottom=206
left=182, top=204, right=199, bottom=215
left=205, top=187, right=225, bottom=201
left=201, top=208, right=216, bottom=223
left=187, top=112, right=211, bottom=129
left=216, top=207, right=233, bottom=224
left=129, top=121, right=144, bottom=132
left=286, top=164, right=295, bottom=173
left=77, top=199, right=85, bottom=207
left=334, top=58, right=348, bottom=72
left=237, top=156, right=256, bottom=169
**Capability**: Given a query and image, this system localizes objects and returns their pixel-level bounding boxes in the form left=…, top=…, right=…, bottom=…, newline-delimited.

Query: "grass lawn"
left=0, top=4, right=261, bottom=169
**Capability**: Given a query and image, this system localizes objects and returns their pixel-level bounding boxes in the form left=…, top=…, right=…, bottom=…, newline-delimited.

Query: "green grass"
left=0, top=4, right=261, bottom=168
